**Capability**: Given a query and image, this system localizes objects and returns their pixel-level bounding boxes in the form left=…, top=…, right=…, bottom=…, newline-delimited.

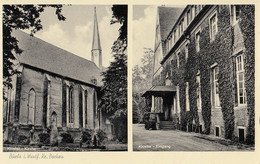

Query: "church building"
left=3, top=7, right=114, bottom=143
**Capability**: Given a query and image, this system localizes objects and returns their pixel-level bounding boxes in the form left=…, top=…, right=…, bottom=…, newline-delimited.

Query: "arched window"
left=93, top=91, right=96, bottom=122
left=84, top=90, right=88, bottom=125
left=69, top=86, right=74, bottom=123
left=28, top=89, right=36, bottom=125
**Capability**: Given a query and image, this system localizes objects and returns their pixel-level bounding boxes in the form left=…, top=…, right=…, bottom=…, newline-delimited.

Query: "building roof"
left=142, top=85, right=176, bottom=97
left=158, top=6, right=184, bottom=55
left=158, top=7, right=184, bottom=41
left=13, top=30, right=102, bottom=86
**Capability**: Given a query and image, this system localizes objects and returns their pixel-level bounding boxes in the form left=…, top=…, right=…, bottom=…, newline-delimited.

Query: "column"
left=151, top=95, right=155, bottom=112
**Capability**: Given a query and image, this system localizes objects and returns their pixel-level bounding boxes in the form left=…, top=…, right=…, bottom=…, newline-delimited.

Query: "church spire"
left=91, top=6, right=102, bottom=69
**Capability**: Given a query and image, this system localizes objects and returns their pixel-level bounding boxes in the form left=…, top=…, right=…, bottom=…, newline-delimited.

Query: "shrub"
left=38, top=133, right=50, bottom=144
left=81, top=129, right=94, bottom=144
left=18, top=135, right=29, bottom=145
left=96, top=130, right=107, bottom=144
left=60, top=133, right=74, bottom=143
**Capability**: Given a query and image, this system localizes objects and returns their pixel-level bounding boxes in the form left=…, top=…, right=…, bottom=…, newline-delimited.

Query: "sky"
left=26, top=5, right=121, bottom=68
left=133, top=5, right=157, bottom=67
left=133, top=5, right=185, bottom=67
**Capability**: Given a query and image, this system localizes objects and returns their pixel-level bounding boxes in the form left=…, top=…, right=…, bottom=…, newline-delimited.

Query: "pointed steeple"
left=91, top=6, right=102, bottom=69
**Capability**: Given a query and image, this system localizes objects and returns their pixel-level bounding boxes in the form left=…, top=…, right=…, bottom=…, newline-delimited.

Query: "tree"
left=132, top=48, right=154, bottom=123
left=111, top=5, right=127, bottom=53
left=3, top=5, right=65, bottom=99
left=99, top=5, right=127, bottom=142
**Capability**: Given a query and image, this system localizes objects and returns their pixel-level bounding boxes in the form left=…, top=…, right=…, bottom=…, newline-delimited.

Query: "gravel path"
left=133, top=124, right=253, bottom=151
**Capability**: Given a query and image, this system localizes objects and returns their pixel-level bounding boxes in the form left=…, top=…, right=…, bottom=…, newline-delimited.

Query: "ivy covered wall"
left=151, top=5, right=254, bottom=143
left=239, top=5, right=255, bottom=144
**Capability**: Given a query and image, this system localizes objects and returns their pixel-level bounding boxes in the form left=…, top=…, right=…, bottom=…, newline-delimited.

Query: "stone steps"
left=159, top=121, right=176, bottom=130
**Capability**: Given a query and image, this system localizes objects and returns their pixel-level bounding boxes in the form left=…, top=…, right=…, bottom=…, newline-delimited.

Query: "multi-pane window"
left=234, top=5, right=240, bottom=21
left=195, top=31, right=200, bottom=52
left=231, top=5, right=240, bottom=25
left=185, top=43, right=189, bottom=62
left=211, top=66, right=220, bottom=107
left=236, top=54, right=246, bottom=105
left=196, top=72, right=202, bottom=111
left=177, top=52, right=180, bottom=68
left=210, top=13, right=218, bottom=40
left=186, top=82, right=190, bottom=111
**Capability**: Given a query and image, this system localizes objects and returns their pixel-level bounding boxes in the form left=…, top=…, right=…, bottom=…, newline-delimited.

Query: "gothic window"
left=62, top=81, right=67, bottom=127
left=84, top=90, right=88, bottom=125
left=43, top=79, right=51, bottom=128
left=28, top=89, right=36, bottom=125
left=68, top=86, right=74, bottom=123
left=93, top=91, right=97, bottom=120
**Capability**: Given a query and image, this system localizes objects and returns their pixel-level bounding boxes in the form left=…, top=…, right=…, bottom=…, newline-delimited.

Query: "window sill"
left=232, top=20, right=240, bottom=27
left=234, top=104, right=247, bottom=110
left=212, top=106, right=221, bottom=110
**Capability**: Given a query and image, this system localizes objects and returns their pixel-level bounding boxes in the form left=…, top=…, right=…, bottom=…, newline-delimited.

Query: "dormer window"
left=187, top=9, right=191, bottom=25
left=174, top=30, right=177, bottom=43
left=91, top=78, right=97, bottom=85
left=179, top=19, right=184, bottom=37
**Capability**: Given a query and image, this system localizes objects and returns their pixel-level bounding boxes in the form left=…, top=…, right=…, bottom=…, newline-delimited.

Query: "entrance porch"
left=142, top=86, right=180, bottom=130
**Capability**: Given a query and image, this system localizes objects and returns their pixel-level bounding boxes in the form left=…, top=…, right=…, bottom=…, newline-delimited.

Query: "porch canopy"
left=142, top=85, right=176, bottom=97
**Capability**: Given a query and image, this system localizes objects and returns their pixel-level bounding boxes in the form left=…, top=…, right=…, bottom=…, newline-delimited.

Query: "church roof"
left=158, top=7, right=183, bottom=55
left=13, top=30, right=102, bottom=87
